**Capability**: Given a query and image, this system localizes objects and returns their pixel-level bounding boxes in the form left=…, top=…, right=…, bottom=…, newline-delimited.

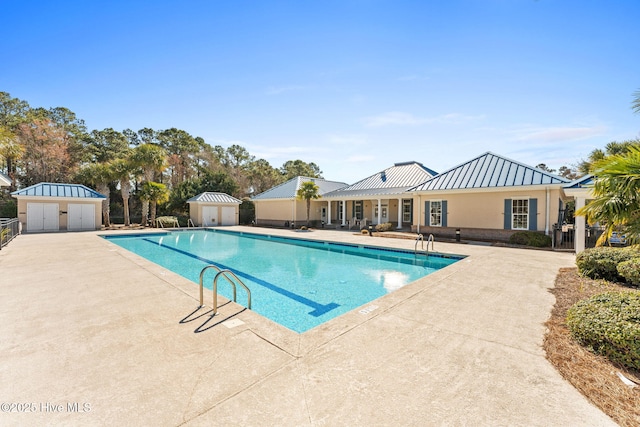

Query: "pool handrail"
left=212, top=270, right=252, bottom=315
left=198, top=264, right=252, bottom=313
left=414, top=233, right=434, bottom=255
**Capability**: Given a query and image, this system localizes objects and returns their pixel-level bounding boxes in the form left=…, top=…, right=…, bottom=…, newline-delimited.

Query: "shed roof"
left=252, top=176, right=348, bottom=200
left=409, top=152, right=569, bottom=192
left=187, top=192, right=242, bottom=204
left=324, top=161, right=437, bottom=198
left=11, top=182, right=106, bottom=199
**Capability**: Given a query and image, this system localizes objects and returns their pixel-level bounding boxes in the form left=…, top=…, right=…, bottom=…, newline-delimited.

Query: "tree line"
left=0, top=91, right=322, bottom=225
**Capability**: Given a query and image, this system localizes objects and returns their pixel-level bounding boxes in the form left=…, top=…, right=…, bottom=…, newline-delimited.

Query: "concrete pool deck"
left=0, top=226, right=615, bottom=426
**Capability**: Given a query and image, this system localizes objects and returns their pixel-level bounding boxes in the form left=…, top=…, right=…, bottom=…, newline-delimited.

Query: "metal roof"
left=409, top=152, right=570, bottom=192
left=0, top=172, right=10, bottom=187
left=11, top=182, right=106, bottom=198
left=252, top=176, right=348, bottom=200
left=324, top=162, right=437, bottom=199
left=563, top=174, right=593, bottom=189
left=187, top=192, right=242, bottom=204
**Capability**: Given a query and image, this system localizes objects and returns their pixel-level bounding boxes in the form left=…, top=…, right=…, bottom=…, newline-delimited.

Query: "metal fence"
left=0, top=218, right=20, bottom=250
left=552, top=224, right=605, bottom=251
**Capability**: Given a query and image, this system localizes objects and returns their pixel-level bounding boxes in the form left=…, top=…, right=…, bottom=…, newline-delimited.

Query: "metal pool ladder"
left=415, top=233, right=435, bottom=255
left=198, top=265, right=252, bottom=315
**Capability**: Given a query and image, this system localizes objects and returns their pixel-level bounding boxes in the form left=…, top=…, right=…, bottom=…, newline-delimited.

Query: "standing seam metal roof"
left=186, top=192, right=242, bottom=204
left=409, top=152, right=569, bottom=192
left=252, top=176, right=348, bottom=200
left=11, top=182, right=106, bottom=198
left=324, top=162, right=437, bottom=198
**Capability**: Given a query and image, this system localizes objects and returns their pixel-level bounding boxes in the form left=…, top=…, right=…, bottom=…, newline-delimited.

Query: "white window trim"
left=511, top=198, right=529, bottom=230
left=429, top=200, right=443, bottom=227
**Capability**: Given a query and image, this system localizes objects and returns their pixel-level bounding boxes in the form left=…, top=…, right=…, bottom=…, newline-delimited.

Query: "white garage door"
left=202, top=206, right=218, bottom=226
left=68, top=204, right=96, bottom=231
left=27, top=203, right=59, bottom=232
left=221, top=207, right=236, bottom=225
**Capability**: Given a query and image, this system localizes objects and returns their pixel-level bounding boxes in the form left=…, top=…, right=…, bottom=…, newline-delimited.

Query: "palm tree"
left=296, top=180, right=321, bottom=227
left=110, top=158, right=135, bottom=227
left=131, top=143, right=167, bottom=226
left=75, top=163, right=114, bottom=227
left=576, top=144, right=640, bottom=245
left=140, top=181, right=169, bottom=226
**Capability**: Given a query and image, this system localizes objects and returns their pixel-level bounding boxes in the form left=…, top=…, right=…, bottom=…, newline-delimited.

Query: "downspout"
left=545, top=187, right=550, bottom=235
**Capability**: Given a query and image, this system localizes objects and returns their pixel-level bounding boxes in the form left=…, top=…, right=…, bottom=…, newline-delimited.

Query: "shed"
left=187, top=192, right=242, bottom=226
left=11, top=182, right=106, bottom=232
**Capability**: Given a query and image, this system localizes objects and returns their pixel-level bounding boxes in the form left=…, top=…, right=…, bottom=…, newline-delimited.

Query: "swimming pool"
left=104, top=229, right=463, bottom=333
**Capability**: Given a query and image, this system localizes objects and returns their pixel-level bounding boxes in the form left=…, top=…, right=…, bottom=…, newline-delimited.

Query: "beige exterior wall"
left=188, top=203, right=239, bottom=226
left=413, top=187, right=564, bottom=233
left=16, top=198, right=103, bottom=232
left=254, top=199, right=325, bottom=226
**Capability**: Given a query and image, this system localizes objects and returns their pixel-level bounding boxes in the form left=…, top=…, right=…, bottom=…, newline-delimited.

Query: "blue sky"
left=3, top=0, right=639, bottom=183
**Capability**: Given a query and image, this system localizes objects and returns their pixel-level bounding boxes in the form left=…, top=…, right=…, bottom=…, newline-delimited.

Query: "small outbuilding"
left=187, top=192, right=242, bottom=226
left=11, top=182, right=106, bottom=232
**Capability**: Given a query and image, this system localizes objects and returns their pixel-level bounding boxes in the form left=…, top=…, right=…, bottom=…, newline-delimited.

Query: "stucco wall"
left=412, top=188, right=563, bottom=233
left=189, top=203, right=239, bottom=226
left=16, top=198, right=102, bottom=232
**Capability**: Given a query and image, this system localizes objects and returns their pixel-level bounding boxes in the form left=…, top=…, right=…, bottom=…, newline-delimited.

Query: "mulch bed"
left=544, top=268, right=640, bottom=426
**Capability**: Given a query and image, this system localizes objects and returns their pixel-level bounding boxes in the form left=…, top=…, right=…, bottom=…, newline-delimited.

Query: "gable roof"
left=0, top=172, right=10, bottom=187
left=409, top=152, right=569, bottom=192
left=563, top=174, right=593, bottom=189
left=187, top=192, right=242, bottom=204
left=252, top=176, right=348, bottom=200
left=324, top=161, right=438, bottom=198
left=11, top=182, right=106, bottom=199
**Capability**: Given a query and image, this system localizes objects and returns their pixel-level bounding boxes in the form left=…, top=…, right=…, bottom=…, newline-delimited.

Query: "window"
left=430, top=201, right=442, bottom=226
left=512, top=199, right=528, bottom=230
left=354, top=201, right=362, bottom=220
left=402, top=199, right=412, bottom=223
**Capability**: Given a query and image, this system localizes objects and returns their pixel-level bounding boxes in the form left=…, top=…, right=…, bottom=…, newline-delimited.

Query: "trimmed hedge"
left=508, top=231, right=552, bottom=247
left=575, top=246, right=639, bottom=282
left=618, top=258, right=640, bottom=286
left=566, top=291, right=640, bottom=370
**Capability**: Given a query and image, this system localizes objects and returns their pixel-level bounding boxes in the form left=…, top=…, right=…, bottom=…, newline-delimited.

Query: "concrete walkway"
left=0, top=227, right=615, bottom=426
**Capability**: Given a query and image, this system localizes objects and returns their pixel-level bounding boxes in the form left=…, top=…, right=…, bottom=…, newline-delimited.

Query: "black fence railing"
left=552, top=224, right=605, bottom=250
left=0, top=218, right=20, bottom=250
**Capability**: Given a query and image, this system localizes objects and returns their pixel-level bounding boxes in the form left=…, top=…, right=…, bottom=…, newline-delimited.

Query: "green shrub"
left=566, top=291, right=640, bottom=370
left=576, top=247, right=639, bottom=282
left=508, top=231, right=552, bottom=247
left=618, top=258, right=640, bottom=286
left=375, top=222, right=393, bottom=232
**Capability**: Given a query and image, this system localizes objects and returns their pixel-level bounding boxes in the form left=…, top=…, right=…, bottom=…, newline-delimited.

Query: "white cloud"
left=347, top=154, right=376, bottom=163
left=363, top=111, right=485, bottom=128
left=515, top=125, right=607, bottom=143
left=327, top=133, right=367, bottom=146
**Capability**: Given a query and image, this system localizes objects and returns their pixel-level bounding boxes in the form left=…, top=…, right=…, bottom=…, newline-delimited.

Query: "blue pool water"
left=104, top=229, right=463, bottom=333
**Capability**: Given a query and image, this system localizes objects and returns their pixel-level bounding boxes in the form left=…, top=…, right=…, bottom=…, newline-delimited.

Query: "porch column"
left=341, top=200, right=347, bottom=226
left=377, top=199, right=381, bottom=224
left=397, top=198, right=402, bottom=229
left=327, top=201, right=332, bottom=225
left=575, top=196, right=586, bottom=254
